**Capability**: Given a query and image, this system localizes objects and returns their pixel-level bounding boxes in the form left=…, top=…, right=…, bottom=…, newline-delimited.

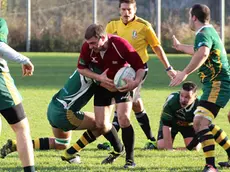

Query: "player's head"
left=84, top=24, right=108, bottom=52
left=179, top=81, right=197, bottom=108
left=119, top=0, right=137, bottom=24
left=189, top=4, right=210, bottom=31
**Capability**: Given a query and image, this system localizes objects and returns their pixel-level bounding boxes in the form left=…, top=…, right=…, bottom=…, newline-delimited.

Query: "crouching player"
left=0, top=69, right=123, bottom=164
left=157, top=81, right=201, bottom=150
left=157, top=82, right=230, bottom=169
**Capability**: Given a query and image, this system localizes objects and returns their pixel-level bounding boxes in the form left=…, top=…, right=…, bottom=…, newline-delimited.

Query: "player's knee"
left=156, top=140, right=165, bottom=150
left=193, top=107, right=213, bottom=132
left=118, top=117, right=130, bottom=128
left=10, top=118, right=30, bottom=134
left=54, top=137, right=70, bottom=150
left=132, top=100, right=143, bottom=112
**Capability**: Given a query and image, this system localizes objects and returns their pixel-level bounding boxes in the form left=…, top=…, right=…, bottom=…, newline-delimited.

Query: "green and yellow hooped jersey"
left=194, top=25, right=230, bottom=83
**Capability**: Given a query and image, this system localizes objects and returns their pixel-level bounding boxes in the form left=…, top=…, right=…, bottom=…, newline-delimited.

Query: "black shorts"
left=0, top=103, right=26, bottom=124
left=157, top=121, right=196, bottom=140
left=94, top=85, right=133, bottom=106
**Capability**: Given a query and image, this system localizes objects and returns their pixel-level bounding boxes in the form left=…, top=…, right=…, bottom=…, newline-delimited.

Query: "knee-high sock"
left=122, top=125, right=135, bottom=161
left=209, top=124, right=230, bottom=157
left=103, top=126, right=123, bottom=152
left=197, top=128, right=215, bottom=166
left=67, top=130, right=96, bottom=154
left=32, top=138, right=50, bottom=150
left=135, top=110, right=156, bottom=141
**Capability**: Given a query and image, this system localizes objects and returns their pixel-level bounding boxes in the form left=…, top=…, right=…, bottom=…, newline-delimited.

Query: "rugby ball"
left=114, top=66, right=136, bottom=88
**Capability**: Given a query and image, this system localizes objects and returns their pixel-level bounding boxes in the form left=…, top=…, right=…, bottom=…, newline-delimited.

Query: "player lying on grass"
left=0, top=69, right=124, bottom=164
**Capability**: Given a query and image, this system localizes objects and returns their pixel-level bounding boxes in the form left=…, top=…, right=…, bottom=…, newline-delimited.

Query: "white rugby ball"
left=114, top=66, right=136, bottom=88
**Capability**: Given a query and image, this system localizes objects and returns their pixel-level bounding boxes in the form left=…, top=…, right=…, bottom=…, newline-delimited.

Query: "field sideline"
left=0, top=53, right=229, bottom=172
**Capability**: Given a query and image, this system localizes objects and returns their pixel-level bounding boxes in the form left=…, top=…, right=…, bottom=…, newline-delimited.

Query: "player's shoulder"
left=166, top=92, right=180, bottom=104
left=107, top=18, right=120, bottom=25
left=135, top=17, right=152, bottom=27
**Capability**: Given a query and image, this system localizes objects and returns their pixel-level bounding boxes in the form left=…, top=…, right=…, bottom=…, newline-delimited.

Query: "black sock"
left=112, top=111, right=120, bottom=132
left=103, top=126, right=123, bottom=152
left=122, top=125, right=135, bottom=161
left=24, top=166, right=35, bottom=172
left=135, top=110, right=155, bottom=141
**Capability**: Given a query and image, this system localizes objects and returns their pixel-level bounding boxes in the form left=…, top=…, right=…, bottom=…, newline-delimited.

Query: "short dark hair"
left=119, top=0, right=136, bottom=8
left=84, top=24, right=106, bottom=40
left=182, top=81, right=197, bottom=93
left=191, top=4, right=210, bottom=23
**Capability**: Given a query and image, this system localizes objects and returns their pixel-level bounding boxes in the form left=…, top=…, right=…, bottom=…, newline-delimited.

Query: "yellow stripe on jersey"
left=208, top=81, right=221, bottom=103
left=2, top=72, right=21, bottom=105
left=106, top=16, right=160, bottom=64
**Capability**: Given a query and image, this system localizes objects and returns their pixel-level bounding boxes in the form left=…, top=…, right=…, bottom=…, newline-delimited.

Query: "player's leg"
left=195, top=81, right=230, bottom=171
left=193, top=101, right=220, bottom=171
left=94, top=87, right=124, bottom=164
left=1, top=104, right=35, bottom=172
left=208, top=124, right=230, bottom=168
left=63, top=111, right=103, bottom=162
left=181, top=126, right=201, bottom=151
left=133, top=66, right=156, bottom=145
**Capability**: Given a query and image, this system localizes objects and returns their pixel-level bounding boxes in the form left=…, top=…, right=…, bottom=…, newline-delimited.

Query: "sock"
left=32, top=138, right=50, bottom=150
left=209, top=124, right=230, bottom=157
left=135, top=110, right=155, bottom=141
left=122, top=125, right=135, bottom=161
left=112, top=111, right=120, bottom=132
left=186, top=135, right=199, bottom=150
left=197, top=128, right=215, bottom=166
left=103, top=126, right=123, bottom=153
left=66, top=130, right=96, bottom=155
left=23, top=166, right=35, bottom=172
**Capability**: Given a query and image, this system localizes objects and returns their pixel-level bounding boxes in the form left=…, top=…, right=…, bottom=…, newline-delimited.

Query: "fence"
left=1, top=0, right=230, bottom=52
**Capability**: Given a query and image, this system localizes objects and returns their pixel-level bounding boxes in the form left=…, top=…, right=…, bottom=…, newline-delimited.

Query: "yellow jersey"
left=106, top=16, right=160, bottom=63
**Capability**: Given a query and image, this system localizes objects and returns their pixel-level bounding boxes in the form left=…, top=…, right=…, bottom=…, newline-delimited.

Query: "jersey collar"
left=120, top=15, right=138, bottom=26
left=195, top=24, right=212, bottom=35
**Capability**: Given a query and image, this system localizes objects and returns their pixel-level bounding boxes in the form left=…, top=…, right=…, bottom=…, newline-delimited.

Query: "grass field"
left=0, top=53, right=229, bottom=172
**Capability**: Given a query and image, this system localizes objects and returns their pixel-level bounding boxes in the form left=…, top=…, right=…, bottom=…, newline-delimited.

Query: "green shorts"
left=47, top=100, right=85, bottom=132
left=201, top=80, right=230, bottom=108
left=0, top=72, right=22, bottom=110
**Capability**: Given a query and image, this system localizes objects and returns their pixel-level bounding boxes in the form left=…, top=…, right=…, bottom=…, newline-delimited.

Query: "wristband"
left=166, top=66, right=172, bottom=72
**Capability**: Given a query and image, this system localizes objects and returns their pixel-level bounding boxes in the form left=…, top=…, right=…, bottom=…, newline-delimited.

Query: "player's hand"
left=100, top=82, right=117, bottom=92
left=99, top=69, right=114, bottom=87
left=172, top=35, right=181, bottom=51
left=167, top=68, right=177, bottom=79
left=117, top=78, right=137, bottom=92
left=22, top=60, right=34, bottom=76
left=169, top=70, right=188, bottom=86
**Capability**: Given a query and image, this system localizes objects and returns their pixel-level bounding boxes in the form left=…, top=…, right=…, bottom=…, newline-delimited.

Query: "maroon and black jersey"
left=77, top=34, right=144, bottom=79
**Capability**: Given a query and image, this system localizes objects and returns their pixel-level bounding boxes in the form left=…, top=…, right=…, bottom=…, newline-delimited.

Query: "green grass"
left=0, top=53, right=229, bottom=172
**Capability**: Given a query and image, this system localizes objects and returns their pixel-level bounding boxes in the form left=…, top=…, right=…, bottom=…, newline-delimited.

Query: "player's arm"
left=172, top=35, right=194, bottom=55
left=146, top=26, right=176, bottom=79
left=170, top=46, right=210, bottom=86
left=162, top=125, right=173, bottom=150
left=0, top=42, right=34, bottom=76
